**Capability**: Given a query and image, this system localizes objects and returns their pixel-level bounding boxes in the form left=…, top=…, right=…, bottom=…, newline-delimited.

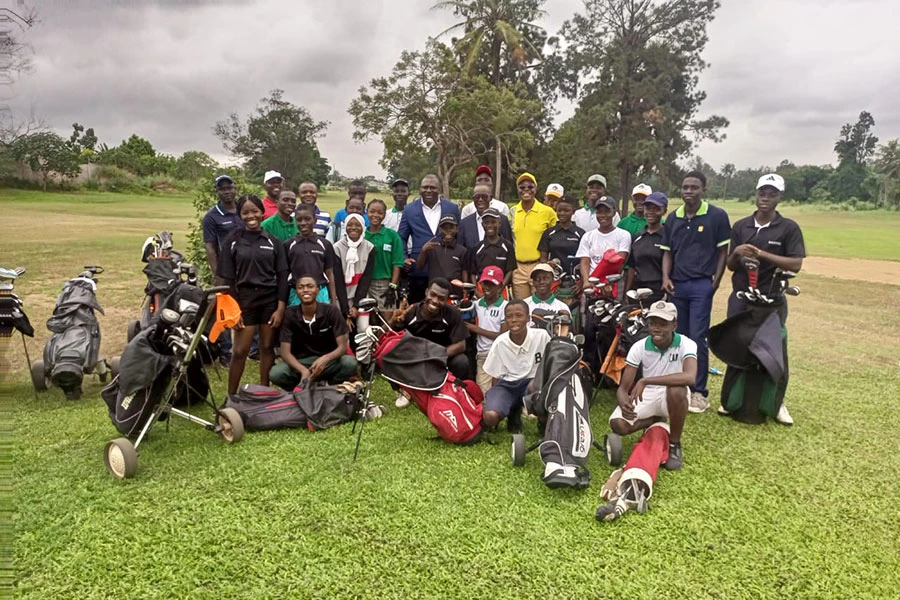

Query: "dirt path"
left=803, top=256, right=900, bottom=285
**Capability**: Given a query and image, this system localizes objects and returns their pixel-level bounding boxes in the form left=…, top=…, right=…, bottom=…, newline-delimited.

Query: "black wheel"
left=604, top=433, right=623, bottom=466
left=109, top=356, right=121, bottom=379
left=30, top=359, right=50, bottom=392
left=511, top=433, right=526, bottom=467
left=126, top=320, right=141, bottom=343
left=217, top=408, right=244, bottom=443
left=104, top=437, right=138, bottom=479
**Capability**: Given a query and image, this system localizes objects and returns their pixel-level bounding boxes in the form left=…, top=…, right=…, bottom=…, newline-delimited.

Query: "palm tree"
left=432, top=0, right=546, bottom=85
left=873, top=139, right=900, bottom=207
left=721, top=163, right=736, bottom=198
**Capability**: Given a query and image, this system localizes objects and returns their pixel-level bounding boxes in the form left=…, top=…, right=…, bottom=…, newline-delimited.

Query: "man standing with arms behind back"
left=661, top=170, right=731, bottom=413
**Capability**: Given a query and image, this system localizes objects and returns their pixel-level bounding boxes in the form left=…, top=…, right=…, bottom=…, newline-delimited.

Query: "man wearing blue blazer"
left=399, top=174, right=462, bottom=303
left=458, top=183, right=513, bottom=251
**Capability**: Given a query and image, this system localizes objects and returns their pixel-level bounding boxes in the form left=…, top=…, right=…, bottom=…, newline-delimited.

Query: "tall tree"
left=214, top=90, right=330, bottom=187
left=554, top=0, right=728, bottom=212
left=829, top=111, right=878, bottom=201
left=720, top=163, right=735, bottom=198
left=872, top=139, right=900, bottom=207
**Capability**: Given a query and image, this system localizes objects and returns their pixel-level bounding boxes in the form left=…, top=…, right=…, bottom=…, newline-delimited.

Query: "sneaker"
left=717, top=405, right=731, bottom=416
left=394, top=394, right=410, bottom=408
left=688, top=392, right=709, bottom=413
left=775, top=403, right=794, bottom=426
left=507, top=408, right=523, bottom=434
left=664, top=441, right=683, bottom=470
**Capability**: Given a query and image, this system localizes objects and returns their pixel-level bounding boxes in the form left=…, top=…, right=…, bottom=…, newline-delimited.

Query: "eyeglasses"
left=518, top=183, right=536, bottom=191
left=473, top=194, right=490, bottom=201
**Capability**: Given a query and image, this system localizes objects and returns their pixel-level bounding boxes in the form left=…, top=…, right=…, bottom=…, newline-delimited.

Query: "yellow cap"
left=516, top=172, right=537, bottom=186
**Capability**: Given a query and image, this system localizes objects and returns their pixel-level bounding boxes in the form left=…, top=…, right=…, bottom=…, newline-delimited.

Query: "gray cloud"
left=6, top=0, right=899, bottom=178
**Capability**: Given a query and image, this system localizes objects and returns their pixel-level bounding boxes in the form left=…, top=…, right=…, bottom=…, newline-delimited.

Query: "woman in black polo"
left=217, top=194, right=289, bottom=395
left=625, top=191, right=669, bottom=303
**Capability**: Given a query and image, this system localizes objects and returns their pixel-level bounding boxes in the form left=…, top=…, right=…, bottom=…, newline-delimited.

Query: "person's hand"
left=734, top=244, right=760, bottom=260
left=268, top=307, right=284, bottom=328
left=309, top=357, right=329, bottom=380
left=297, top=364, right=312, bottom=380
left=629, top=379, right=647, bottom=404
left=349, top=307, right=358, bottom=319
left=421, top=239, right=437, bottom=254
left=382, top=285, right=398, bottom=308
left=618, top=395, right=637, bottom=421
left=662, top=278, right=675, bottom=294
left=573, top=279, right=584, bottom=296
left=402, top=258, right=416, bottom=272
left=234, top=315, right=245, bottom=331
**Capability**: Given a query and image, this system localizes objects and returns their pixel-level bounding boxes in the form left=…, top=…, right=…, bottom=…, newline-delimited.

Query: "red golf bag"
left=373, top=330, right=483, bottom=444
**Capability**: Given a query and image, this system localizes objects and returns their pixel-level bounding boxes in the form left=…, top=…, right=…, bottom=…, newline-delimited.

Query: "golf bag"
left=43, top=272, right=104, bottom=398
left=525, top=335, right=593, bottom=488
left=709, top=304, right=788, bottom=424
left=223, top=382, right=360, bottom=432
left=374, top=330, right=483, bottom=444
left=102, top=282, right=210, bottom=436
left=596, top=422, right=670, bottom=522
left=0, top=267, right=33, bottom=338
left=129, top=232, right=196, bottom=340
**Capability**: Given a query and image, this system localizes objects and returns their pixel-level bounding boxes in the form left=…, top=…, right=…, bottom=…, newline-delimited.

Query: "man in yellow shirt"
left=511, top=172, right=558, bottom=298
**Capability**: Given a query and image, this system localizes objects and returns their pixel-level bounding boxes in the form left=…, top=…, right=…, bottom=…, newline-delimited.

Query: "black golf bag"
left=709, top=304, right=788, bottom=425
left=102, top=282, right=210, bottom=436
left=0, top=267, right=33, bottom=338
left=523, top=335, right=594, bottom=488
left=42, top=272, right=105, bottom=398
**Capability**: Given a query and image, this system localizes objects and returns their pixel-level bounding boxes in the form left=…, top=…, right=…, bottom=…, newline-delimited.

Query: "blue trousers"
left=671, top=278, right=713, bottom=396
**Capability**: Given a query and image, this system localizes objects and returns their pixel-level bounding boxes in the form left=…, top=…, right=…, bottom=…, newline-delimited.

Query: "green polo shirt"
left=618, top=213, right=666, bottom=237
left=365, top=226, right=405, bottom=280
left=261, top=214, right=299, bottom=242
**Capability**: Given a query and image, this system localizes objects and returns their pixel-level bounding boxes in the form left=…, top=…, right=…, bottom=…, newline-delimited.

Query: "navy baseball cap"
left=644, top=192, right=669, bottom=209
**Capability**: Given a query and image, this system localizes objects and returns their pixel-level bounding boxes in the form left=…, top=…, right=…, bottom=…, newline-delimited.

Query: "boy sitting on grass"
left=609, top=301, right=696, bottom=470
left=482, top=300, right=550, bottom=433
left=466, top=266, right=508, bottom=393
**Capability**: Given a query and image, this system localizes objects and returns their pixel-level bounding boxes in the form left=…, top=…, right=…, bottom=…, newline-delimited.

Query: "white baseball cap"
left=632, top=183, right=652, bottom=197
left=545, top=183, right=564, bottom=198
left=756, top=173, right=785, bottom=192
left=264, top=170, right=283, bottom=183
left=646, top=301, right=677, bottom=322
left=587, top=174, right=607, bottom=186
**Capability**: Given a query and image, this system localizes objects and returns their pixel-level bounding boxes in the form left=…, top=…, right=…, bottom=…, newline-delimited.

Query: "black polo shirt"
left=421, top=241, right=467, bottom=282
left=730, top=211, right=806, bottom=292
left=627, top=227, right=667, bottom=289
left=280, top=302, right=348, bottom=359
left=402, top=303, right=468, bottom=347
left=538, top=224, right=585, bottom=274
left=202, top=203, right=243, bottom=252
left=285, top=234, right=335, bottom=287
left=216, top=230, right=289, bottom=300
left=467, top=237, right=517, bottom=278
left=661, top=201, right=731, bottom=281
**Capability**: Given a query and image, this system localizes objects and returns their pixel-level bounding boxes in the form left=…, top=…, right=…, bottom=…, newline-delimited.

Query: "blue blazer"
left=399, top=197, right=461, bottom=259
left=458, top=213, right=513, bottom=252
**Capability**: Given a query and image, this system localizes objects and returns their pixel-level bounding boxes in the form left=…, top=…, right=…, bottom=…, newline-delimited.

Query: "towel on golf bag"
left=223, top=382, right=359, bottom=432
left=709, top=305, right=788, bottom=424
left=526, top=335, right=593, bottom=485
left=102, top=328, right=209, bottom=437
left=589, top=249, right=626, bottom=296
left=375, top=330, right=483, bottom=444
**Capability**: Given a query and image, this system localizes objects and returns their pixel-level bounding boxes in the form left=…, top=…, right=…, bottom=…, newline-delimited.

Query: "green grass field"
left=3, top=189, right=900, bottom=599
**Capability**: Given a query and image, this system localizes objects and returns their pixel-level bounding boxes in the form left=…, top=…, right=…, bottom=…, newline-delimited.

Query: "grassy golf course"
left=3, top=189, right=900, bottom=599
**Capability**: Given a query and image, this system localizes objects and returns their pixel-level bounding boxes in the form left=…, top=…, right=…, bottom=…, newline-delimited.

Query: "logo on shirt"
left=697, top=225, right=704, bottom=232
left=768, top=240, right=782, bottom=247
left=384, top=243, right=392, bottom=251
left=669, top=353, right=680, bottom=362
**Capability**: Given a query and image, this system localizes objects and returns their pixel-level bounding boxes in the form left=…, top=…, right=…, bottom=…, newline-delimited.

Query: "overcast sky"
left=6, top=0, right=900, bottom=178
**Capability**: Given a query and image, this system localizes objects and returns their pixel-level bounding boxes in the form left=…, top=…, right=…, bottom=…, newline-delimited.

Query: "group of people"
left=201, top=165, right=806, bottom=473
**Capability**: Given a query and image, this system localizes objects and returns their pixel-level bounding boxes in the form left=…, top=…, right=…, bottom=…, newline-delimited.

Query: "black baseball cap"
left=391, top=178, right=410, bottom=188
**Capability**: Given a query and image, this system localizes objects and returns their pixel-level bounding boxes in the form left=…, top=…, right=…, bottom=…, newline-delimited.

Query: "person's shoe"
left=688, top=392, right=709, bottom=413
left=775, top=403, right=794, bottom=426
left=717, top=404, right=731, bottom=416
left=507, top=408, right=523, bottom=434
left=664, top=441, right=683, bottom=470
left=394, top=394, right=410, bottom=408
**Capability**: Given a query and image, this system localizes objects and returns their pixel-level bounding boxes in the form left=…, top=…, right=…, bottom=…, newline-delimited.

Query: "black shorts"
left=237, top=287, right=278, bottom=327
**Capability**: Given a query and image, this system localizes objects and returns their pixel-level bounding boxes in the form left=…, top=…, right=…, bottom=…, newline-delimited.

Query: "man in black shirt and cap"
left=625, top=191, right=669, bottom=303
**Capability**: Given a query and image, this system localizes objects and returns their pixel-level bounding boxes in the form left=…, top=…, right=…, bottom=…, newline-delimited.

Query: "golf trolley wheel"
left=604, top=433, right=623, bottom=466
left=217, top=408, right=244, bottom=443
left=30, top=359, right=50, bottom=392
left=126, top=319, right=141, bottom=343
left=511, top=434, right=526, bottom=467
left=109, top=356, right=121, bottom=379
left=104, top=437, right=138, bottom=479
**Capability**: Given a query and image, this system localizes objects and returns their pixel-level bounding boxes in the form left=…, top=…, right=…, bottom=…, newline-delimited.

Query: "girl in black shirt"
left=217, top=195, right=289, bottom=394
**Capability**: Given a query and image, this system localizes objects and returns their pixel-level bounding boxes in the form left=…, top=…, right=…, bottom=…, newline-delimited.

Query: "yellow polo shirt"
left=512, top=200, right=558, bottom=262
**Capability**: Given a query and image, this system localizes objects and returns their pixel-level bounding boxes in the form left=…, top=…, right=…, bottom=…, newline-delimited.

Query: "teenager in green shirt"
left=364, top=198, right=405, bottom=309
left=261, top=190, right=299, bottom=242
left=617, top=183, right=658, bottom=237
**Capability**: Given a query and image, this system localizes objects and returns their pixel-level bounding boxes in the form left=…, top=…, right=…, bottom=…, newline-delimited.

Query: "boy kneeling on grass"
left=609, top=301, right=696, bottom=471
left=482, top=300, right=550, bottom=434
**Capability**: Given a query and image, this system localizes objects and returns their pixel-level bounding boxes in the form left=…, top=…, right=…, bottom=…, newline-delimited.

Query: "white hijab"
left=342, top=213, right=366, bottom=284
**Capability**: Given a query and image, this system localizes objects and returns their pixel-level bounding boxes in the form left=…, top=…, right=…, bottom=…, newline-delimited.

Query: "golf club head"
left=626, top=290, right=638, bottom=300
left=635, top=288, right=654, bottom=300
left=785, top=286, right=800, bottom=296
left=600, top=315, right=613, bottom=325
left=357, top=297, right=378, bottom=313
left=741, top=257, right=760, bottom=271
left=606, top=274, right=623, bottom=285
left=775, top=269, right=797, bottom=280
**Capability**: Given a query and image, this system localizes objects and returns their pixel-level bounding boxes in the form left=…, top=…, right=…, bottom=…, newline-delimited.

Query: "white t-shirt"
left=626, top=333, right=698, bottom=382
left=383, top=207, right=403, bottom=232
left=422, top=201, right=442, bottom=235
left=575, top=227, right=632, bottom=273
left=461, top=198, right=511, bottom=221
left=474, top=296, right=507, bottom=354
left=483, top=328, right=551, bottom=381
left=574, top=207, right=621, bottom=232
left=525, top=294, right=570, bottom=327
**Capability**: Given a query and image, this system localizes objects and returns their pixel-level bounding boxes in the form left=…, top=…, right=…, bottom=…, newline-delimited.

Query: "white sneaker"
left=775, top=403, right=794, bottom=426
left=688, top=392, right=709, bottom=413
left=394, top=394, right=410, bottom=408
